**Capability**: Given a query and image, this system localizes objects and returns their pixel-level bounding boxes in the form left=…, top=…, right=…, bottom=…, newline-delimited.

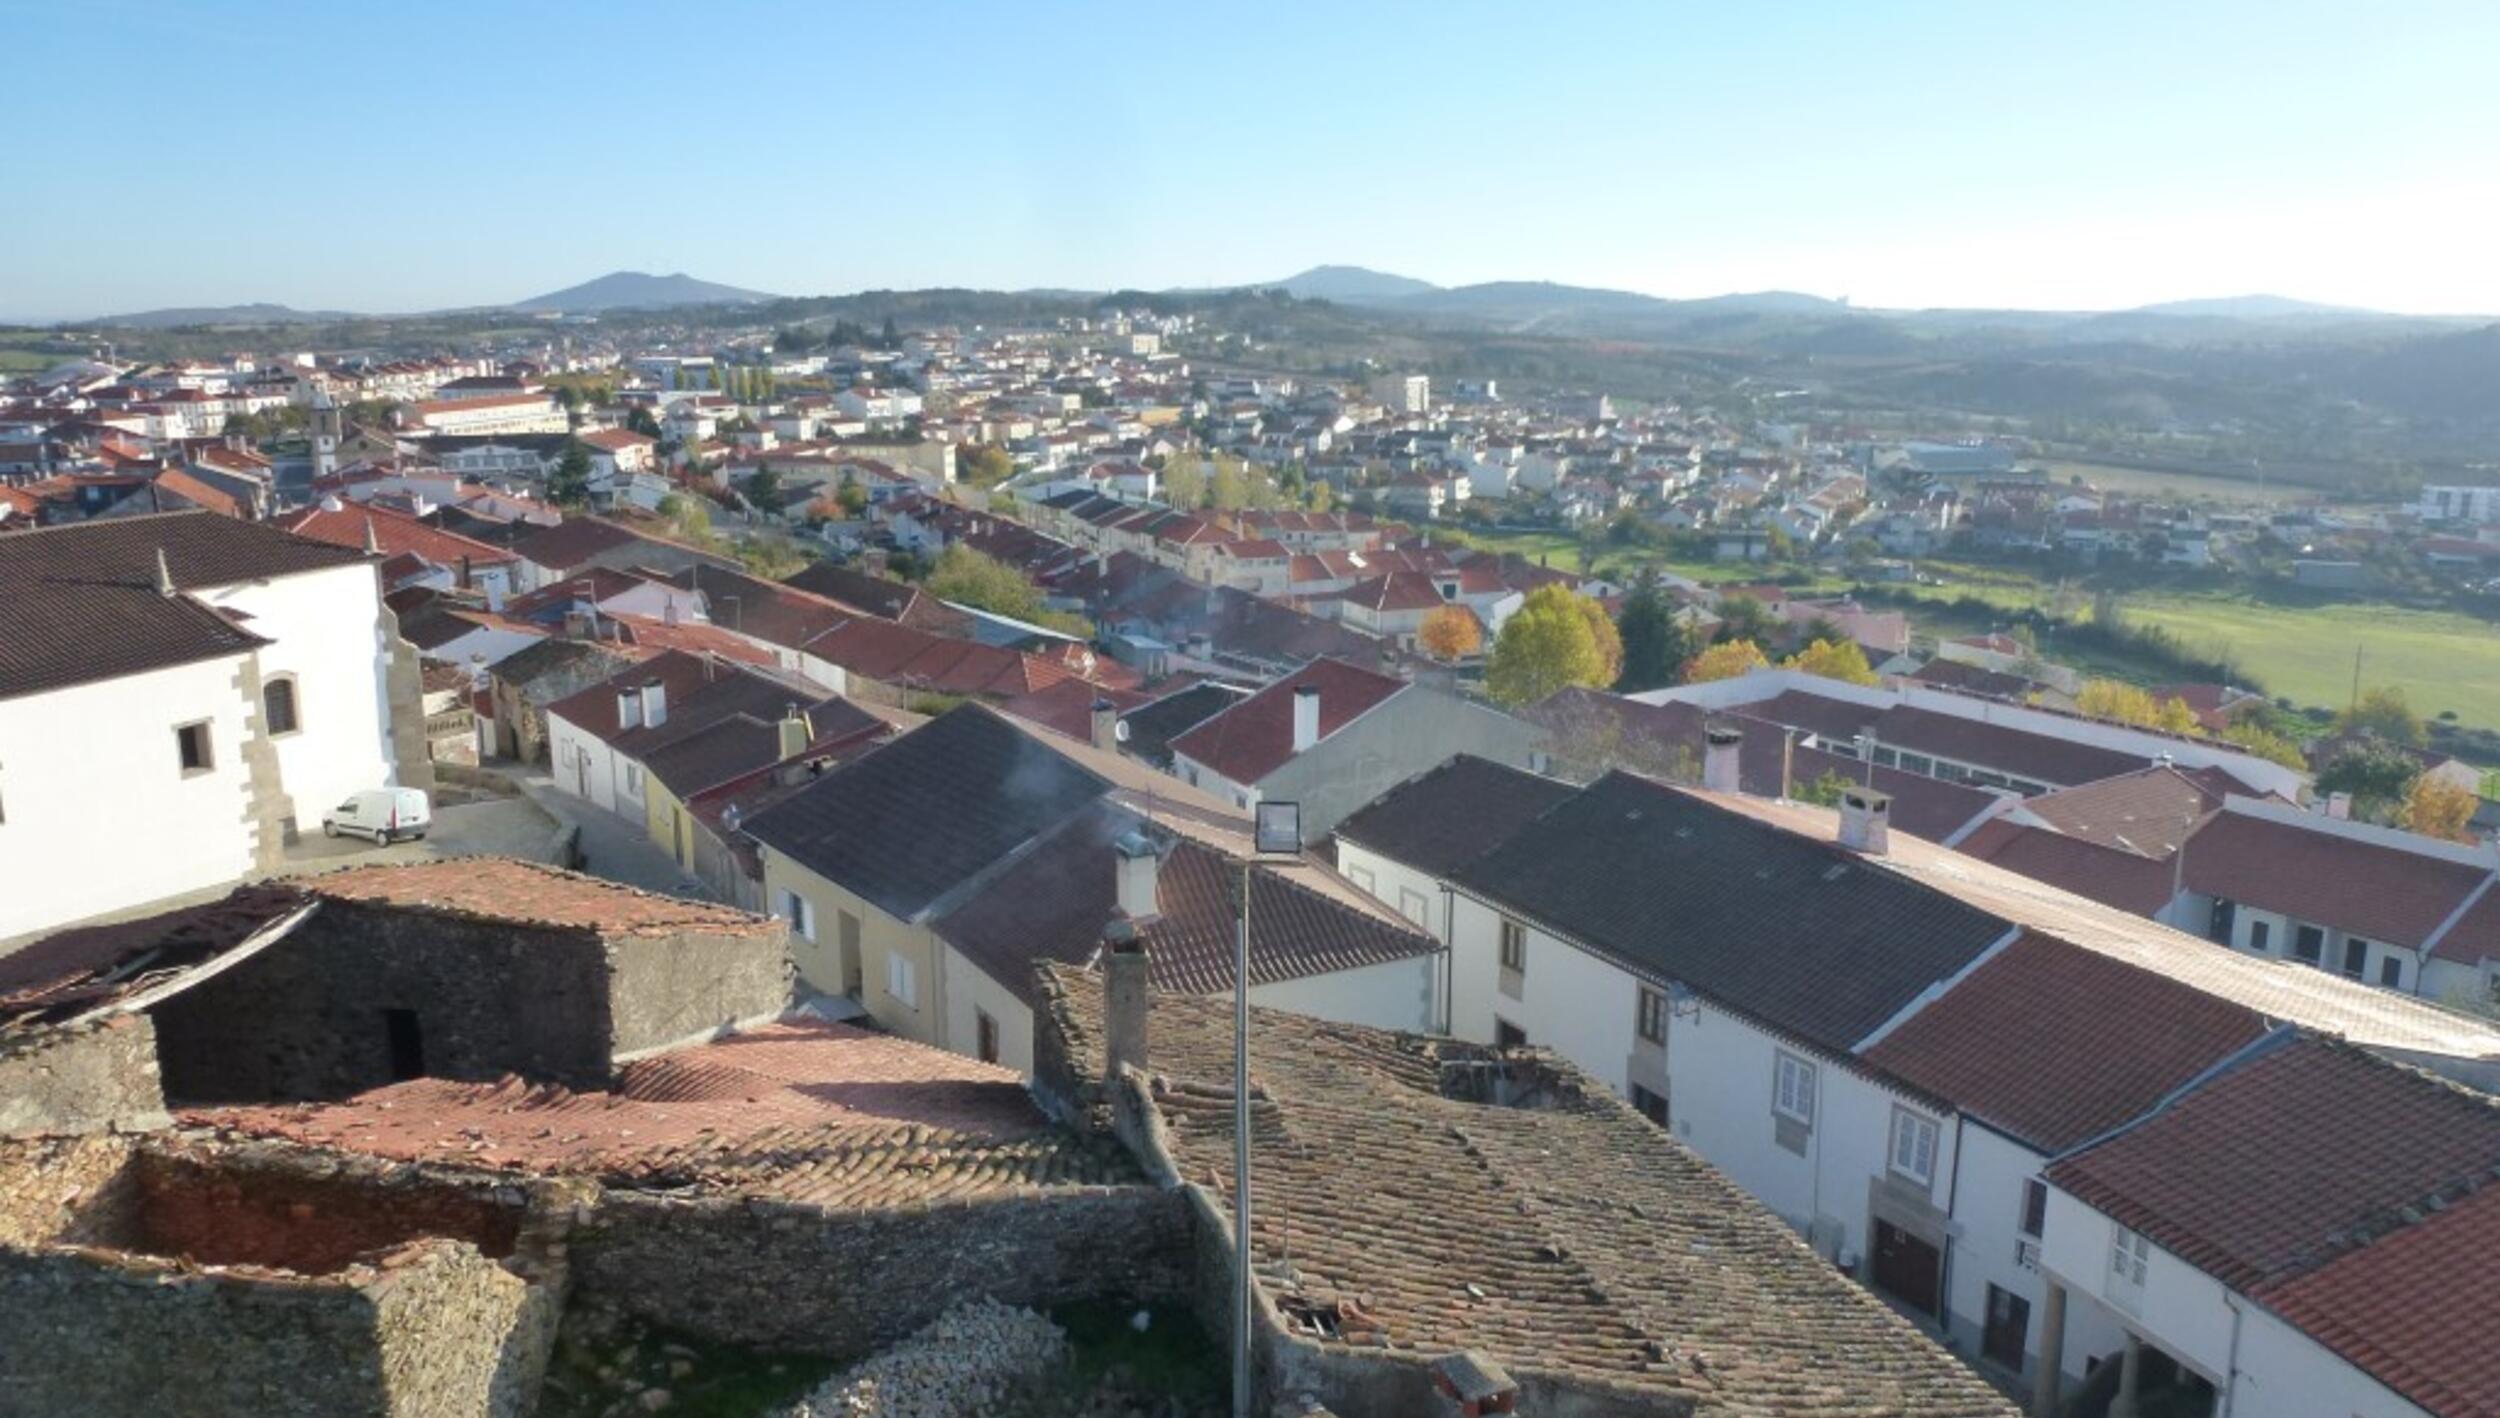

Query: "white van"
left=322, top=788, right=431, bottom=844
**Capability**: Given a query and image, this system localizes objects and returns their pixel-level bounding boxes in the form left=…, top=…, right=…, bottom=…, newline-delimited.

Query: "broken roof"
left=1038, top=966, right=2013, bottom=1416
left=188, top=1019, right=1134, bottom=1206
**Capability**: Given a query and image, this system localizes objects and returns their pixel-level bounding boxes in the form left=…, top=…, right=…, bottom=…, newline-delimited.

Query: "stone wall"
left=602, top=926, right=791, bottom=1061
left=570, top=1185, right=1193, bottom=1356
left=0, top=1134, right=143, bottom=1248
left=131, top=1141, right=531, bottom=1275
left=150, top=903, right=614, bottom=1103
left=0, top=1136, right=578, bottom=1418
left=0, top=1238, right=544, bottom=1418
left=0, top=1015, right=169, bottom=1139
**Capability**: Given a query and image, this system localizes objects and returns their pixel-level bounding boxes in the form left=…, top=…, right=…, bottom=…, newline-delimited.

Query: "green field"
left=2120, top=595, right=2500, bottom=727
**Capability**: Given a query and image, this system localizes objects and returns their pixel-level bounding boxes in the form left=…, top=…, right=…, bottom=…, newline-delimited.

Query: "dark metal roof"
left=0, top=510, right=366, bottom=700
left=1332, top=754, right=1575, bottom=877
left=743, top=704, right=1110, bottom=921
left=1451, top=773, right=2009, bottom=1051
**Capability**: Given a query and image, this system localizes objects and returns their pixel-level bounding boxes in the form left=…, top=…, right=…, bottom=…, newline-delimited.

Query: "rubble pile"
left=791, top=1300, right=1070, bottom=1418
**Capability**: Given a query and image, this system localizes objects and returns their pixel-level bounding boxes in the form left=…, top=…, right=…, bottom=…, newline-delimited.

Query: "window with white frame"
left=886, top=951, right=919, bottom=1008
left=2108, top=1224, right=2151, bottom=1305
left=1397, top=887, right=1430, bottom=928
left=1499, top=918, right=1527, bottom=973
left=1889, top=1106, right=1939, bottom=1188
left=1772, top=1050, right=1816, bottom=1127
left=779, top=890, right=814, bottom=941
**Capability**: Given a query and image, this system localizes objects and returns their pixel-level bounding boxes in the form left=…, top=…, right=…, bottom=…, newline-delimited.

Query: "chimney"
left=1291, top=684, right=1321, bottom=754
left=616, top=686, right=643, bottom=730
left=362, top=516, right=381, bottom=555
left=777, top=702, right=811, bottom=760
left=152, top=547, right=175, bottom=597
left=2327, top=791, right=2352, bottom=820
left=1114, top=830, right=1161, bottom=919
left=1102, top=918, right=1150, bottom=1084
left=640, top=679, right=667, bottom=728
left=1838, top=785, right=1892, bottom=855
left=1703, top=723, right=1743, bottom=793
left=663, top=598, right=680, bottom=627
left=1090, top=697, right=1120, bottom=752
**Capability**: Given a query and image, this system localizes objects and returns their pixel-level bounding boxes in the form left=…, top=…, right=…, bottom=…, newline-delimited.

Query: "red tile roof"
left=303, top=857, right=777, bottom=937
left=1956, top=819, right=2180, bottom=916
left=2016, top=764, right=2241, bottom=856
left=996, top=677, right=1153, bottom=744
left=2181, top=808, right=2494, bottom=950
left=183, top=1019, right=1133, bottom=1204
left=274, top=500, right=516, bottom=570
left=1167, top=657, right=1407, bottom=786
left=1862, top=933, right=2269, bottom=1151
left=2048, top=1034, right=2500, bottom=1293
left=801, top=616, right=1087, bottom=700
left=2255, top=1180, right=2500, bottom=1418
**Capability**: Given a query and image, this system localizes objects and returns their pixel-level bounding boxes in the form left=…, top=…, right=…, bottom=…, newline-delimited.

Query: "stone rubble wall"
left=570, top=1185, right=1193, bottom=1356
left=787, top=1299, right=1070, bottom=1418
left=0, top=1133, right=143, bottom=1248
left=0, top=1014, right=170, bottom=1140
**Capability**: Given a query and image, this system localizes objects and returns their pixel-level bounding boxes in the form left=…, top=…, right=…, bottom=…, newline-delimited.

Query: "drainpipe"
left=2218, top=1293, right=2246, bottom=1417
left=1436, top=882, right=1456, bottom=1035
left=1938, top=1112, right=1968, bottom=1340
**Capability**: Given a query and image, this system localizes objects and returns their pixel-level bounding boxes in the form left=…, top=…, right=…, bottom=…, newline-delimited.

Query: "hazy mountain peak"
left=1269, top=265, right=1441, bottom=302
left=511, top=270, right=778, bottom=313
left=2130, top=294, right=2369, bottom=318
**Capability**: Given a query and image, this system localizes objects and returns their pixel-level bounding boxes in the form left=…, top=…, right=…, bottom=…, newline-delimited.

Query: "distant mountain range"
left=508, top=270, right=778, bottom=313
left=89, top=302, right=361, bottom=329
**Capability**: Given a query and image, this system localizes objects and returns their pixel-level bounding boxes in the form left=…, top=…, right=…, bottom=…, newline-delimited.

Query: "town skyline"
left=10, top=0, right=2499, bottom=319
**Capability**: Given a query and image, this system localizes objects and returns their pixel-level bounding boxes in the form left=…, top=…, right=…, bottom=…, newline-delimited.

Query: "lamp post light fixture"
left=1233, top=799, right=1302, bottom=1418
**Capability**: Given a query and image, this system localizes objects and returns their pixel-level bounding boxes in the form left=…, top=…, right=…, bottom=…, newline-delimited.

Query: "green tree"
left=1616, top=578, right=1699, bottom=692
left=1793, top=769, right=1856, bottom=808
left=626, top=404, right=662, bottom=438
left=2335, top=686, right=2429, bottom=747
left=879, top=315, right=901, bottom=349
left=1163, top=451, right=1207, bottom=508
left=549, top=439, right=594, bottom=506
left=1486, top=584, right=1620, bottom=707
left=2221, top=719, right=2306, bottom=770
left=1306, top=479, right=1335, bottom=513
left=746, top=463, right=783, bottom=511
left=924, top=544, right=1090, bottom=635
left=2314, top=741, right=2419, bottom=819
left=1714, top=594, right=1773, bottom=644
left=959, top=444, right=1015, bottom=486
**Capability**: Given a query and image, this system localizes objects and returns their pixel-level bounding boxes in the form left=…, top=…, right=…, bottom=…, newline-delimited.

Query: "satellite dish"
left=1113, top=719, right=1131, bottom=743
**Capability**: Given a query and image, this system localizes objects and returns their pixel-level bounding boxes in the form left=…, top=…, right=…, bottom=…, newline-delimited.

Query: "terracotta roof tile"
left=1039, top=967, right=2012, bottom=1415
left=1862, top=933, right=2270, bottom=1151
left=2182, top=808, right=2495, bottom=950
left=301, top=857, right=777, bottom=937
left=1167, top=657, right=1407, bottom=786
left=2049, top=1034, right=2500, bottom=1294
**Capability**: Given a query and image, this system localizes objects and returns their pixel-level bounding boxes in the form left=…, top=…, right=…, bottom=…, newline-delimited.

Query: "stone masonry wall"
left=131, top=1142, right=530, bottom=1275
left=570, top=1186, right=1193, bottom=1355
left=601, top=926, right=791, bottom=1061
left=0, top=1134, right=143, bottom=1248
left=0, top=1238, right=547, bottom=1418
left=151, top=904, right=614, bottom=1103
left=0, top=1015, right=169, bottom=1139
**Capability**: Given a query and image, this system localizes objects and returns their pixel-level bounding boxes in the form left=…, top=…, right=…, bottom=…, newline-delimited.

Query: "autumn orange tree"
left=1781, top=638, right=1879, bottom=686
left=1418, top=604, right=1484, bottom=661
left=1683, top=639, right=1770, bottom=683
left=2398, top=774, right=2478, bottom=842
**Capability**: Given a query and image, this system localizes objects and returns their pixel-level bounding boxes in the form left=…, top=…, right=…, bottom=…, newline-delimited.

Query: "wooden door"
left=1873, top=1220, right=1943, bottom=1318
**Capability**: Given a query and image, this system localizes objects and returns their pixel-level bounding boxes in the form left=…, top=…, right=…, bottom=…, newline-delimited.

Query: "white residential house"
left=0, top=513, right=410, bottom=941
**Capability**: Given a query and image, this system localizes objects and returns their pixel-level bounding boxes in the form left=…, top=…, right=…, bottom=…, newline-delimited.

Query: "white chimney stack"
left=640, top=679, right=667, bottom=729
left=1291, top=684, right=1321, bottom=754
left=1114, top=830, right=1161, bottom=919
left=2327, top=791, right=2352, bottom=821
left=1703, top=723, right=1743, bottom=794
left=1838, top=786, right=1892, bottom=856
left=1090, top=697, right=1119, bottom=752
left=617, top=687, right=643, bottom=730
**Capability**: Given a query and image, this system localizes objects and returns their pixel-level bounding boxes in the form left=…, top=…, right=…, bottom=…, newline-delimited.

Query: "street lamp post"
left=1236, top=800, right=1302, bottom=1418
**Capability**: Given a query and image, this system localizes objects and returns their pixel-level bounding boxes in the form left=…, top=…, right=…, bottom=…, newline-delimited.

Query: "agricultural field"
left=2118, top=593, right=2500, bottom=728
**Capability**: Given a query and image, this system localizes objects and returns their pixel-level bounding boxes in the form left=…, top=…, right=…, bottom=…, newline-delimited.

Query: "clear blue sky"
left=9, top=0, right=2497, bottom=319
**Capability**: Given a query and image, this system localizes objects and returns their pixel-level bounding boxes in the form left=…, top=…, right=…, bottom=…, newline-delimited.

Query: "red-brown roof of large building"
left=274, top=499, right=517, bottom=570
left=1167, top=657, right=1407, bottom=786
left=2181, top=808, right=2495, bottom=951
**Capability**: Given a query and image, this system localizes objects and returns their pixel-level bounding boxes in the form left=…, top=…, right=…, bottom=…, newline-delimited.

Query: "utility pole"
left=2350, top=644, right=2364, bottom=713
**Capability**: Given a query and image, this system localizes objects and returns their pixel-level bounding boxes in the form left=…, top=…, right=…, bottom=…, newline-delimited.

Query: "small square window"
left=2380, top=955, right=2404, bottom=989
left=1499, top=918, right=1526, bottom=973
left=175, top=721, right=214, bottom=775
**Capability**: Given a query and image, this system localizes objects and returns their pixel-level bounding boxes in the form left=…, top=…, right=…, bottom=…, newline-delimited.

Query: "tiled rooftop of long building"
left=1037, top=964, right=2014, bottom=1416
